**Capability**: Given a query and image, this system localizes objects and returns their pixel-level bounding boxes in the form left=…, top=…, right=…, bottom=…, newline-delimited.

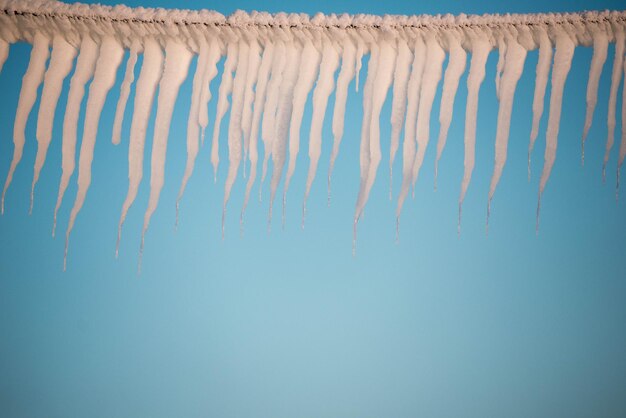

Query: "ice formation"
left=0, top=0, right=625, bottom=269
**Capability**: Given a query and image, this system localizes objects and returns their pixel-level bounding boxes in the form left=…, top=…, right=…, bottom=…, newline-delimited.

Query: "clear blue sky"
left=1, top=0, right=625, bottom=417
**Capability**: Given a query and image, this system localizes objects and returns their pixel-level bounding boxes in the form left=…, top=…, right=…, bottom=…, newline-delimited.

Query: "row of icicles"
left=0, top=15, right=625, bottom=271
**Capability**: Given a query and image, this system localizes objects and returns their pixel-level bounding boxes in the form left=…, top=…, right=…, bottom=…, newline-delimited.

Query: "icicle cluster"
left=0, top=0, right=625, bottom=270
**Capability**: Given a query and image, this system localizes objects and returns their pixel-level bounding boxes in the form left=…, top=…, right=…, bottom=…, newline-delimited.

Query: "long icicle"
left=434, top=30, right=467, bottom=190
left=2, top=32, right=49, bottom=214
left=303, top=34, right=340, bottom=225
left=602, top=24, right=625, bottom=181
left=486, top=34, right=527, bottom=232
left=116, top=38, right=163, bottom=257
left=495, top=35, right=507, bottom=101
left=111, top=40, right=141, bottom=146
left=617, top=58, right=626, bottom=201
left=65, top=36, right=124, bottom=270
left=537, top=29, right=575, bottom=232
left=197, top=36, right=221, bottom=145
left=528, top=26, right=552, bottom=179
left=53, top=36, right=98, bottom=237
left=581, top=24, right=609, bottom=164
left=458, top=31, right=490, bottom=234
left=139, top=41, right=192, bottom=271
left=241, top=32, right=262, bottom=180
left=31, top=35, right=76, bottom=214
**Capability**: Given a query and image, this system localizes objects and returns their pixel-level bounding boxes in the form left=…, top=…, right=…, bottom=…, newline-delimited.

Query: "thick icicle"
left=65, top=37, right=124, bottom=270
left=528, top=27, right=552, bottom=179
left=53, top=36, right=98, bottom=237
left=176, top=34, right=209, bottom=226
left=0, top=38, right=9, bottom=76
left=211, top=40, right=239, bottom=180
left=31, top=35, right=76, bottom=213
left=116, top=38, right=163, bottom=256
left=284, top=35, right=321, bottom=221
left=581, top=26, right=608, bottom=164
left=388, top=35, right=412, bottom=200
left=2, top=32, right=49, bottom=214
left=243, top=39, right=273, bottom=215
left=434, top=31, right=467, bottom=189
left=410, top=34, right=445, bottom=194
left=197, top=37, right=221, bottom=144
left=458, top=32, right=490, bottom=234
left=268, top=36, right=302, bottom=228
left=537, top=30, right=576, bottom=231
left=396, top=35, right=426, bottom=229
left=602, top=24, right=625, bottom=181
left=222, top=39, right=249, bottom=237
left=303, top=35, right=340, bottom=224
left=140, top=41, right=192, bottom=267
left=111, top=40, right=141, bottom=146
left=241, top=34, right=261, bottom=179
left=328, top=36, right=356, bottom=202
left=354, top=37, right=396, bottom=226
left=487, top=35, right=527, bottom=230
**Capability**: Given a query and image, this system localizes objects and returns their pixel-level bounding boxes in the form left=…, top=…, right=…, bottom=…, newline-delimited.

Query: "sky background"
left=1, top=0, right=626, bottom=417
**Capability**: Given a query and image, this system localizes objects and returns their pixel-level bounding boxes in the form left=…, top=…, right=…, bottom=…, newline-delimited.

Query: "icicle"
left=354, top=36, right=396, bottom=226
left=139, top=41, right=192, bottom=266
left=396, top=35, right=426, bottom=230
left=222, top=39, right=249, bottom=238
left=198, top=37, right=221, bottom=145
left=495, top=35, right=507, bottom=101
left=411, top=34, right=445, bottom=194
left=112, top=40, right=141, bottom=146
left=241, top=34, right=262, bottom=180
left=328, top=36, right=356, bottom=203
left=303, top=35, right=340, bottom=225
left=211, top=40, right=239, bottom=181
left=528, top=27, right=552, bottom=179
left=355, top=37, right=365, bottom=92
left=0, top=38, right=8, bottom=76
left=53, top=36, right=98, bottom=237
left=458, top=31, right=490, bottom=234
left=536, top=30, right=575, bottom=232
left=116, top=39, right=163, bottom=255
left=31, top=35, right=76, bottom=214
left=602, top=24, right=625, bottom=181
left=434, top=31, right=467, bottom=190
left=284, top=34, right=322, bottom=222
left=243, top=39, right=274, bottom=215
left=388, top=35, right=412, bottom=200
left=487, top=35, right=527, bottom=230
left=617, top=58, right=626, bottom=201
left=176, top=33, right=209, bottom=227
left=268, top=35, right=302, bottom=228
left=2, top=32, right=49, bottom=214
left=65, top=36, right=124, bottom=270
left=581, top=26, right=608, bottom=164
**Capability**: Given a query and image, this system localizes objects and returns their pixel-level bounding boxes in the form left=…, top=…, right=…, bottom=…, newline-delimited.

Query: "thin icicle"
left=198, top=37, right=221, bottom=145
left=140, top=41, right=192, bottom=268
left=268, top=36, right=302, bottom=228
left=111, top=40, right=141, bottom=146
left=537, top=30, right=576, bottom=231
left=53, top=36, right=98, bottom=237
left=355, top=37, right=365, bottom=92
left=284, top=35, right=321, bottom=219
left=328, top=36, right=356, bottom=203
left=617, top=58, right=626, bottom=200
left=0, top=38, right=8, bottom=76
left=176, top=34, right=209, bottom=227
left=241, top=34, right=262, bottom=179
left=396, top=35, right=426, bottom=230
left=581, top=26, right=608, bottom=164
left=31, top=35, right=76, bottom=214
left=222, top=39, right=249, bottom=238
left=487, top=35, right=527, bottom=231
left=116, top=38, right=163, bottom=256
left=388, top=35, right=412, bottom=200
left=65, top=36, right=124, bottom=270
left=303, top=35, right=340, bottom=225
left=495, top=35, right=507, bottom=101
left=602, top=24, right=625, bottom=181
left=211, top=40, right=239, bottom=181
left=528, top=27, right=552, bottom=179
left=434, top=31, right=467, bottom=190
left=458, top=32, right=490, bottom=234
left=410, top=34, right=445, bottom=194
left=2, top=32, right=49, bottom=214
left=354, top=37, right=396, bottom=226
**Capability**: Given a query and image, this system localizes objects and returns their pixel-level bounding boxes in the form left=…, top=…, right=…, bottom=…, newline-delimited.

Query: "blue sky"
left=1, top=0, right=625, bottom=417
